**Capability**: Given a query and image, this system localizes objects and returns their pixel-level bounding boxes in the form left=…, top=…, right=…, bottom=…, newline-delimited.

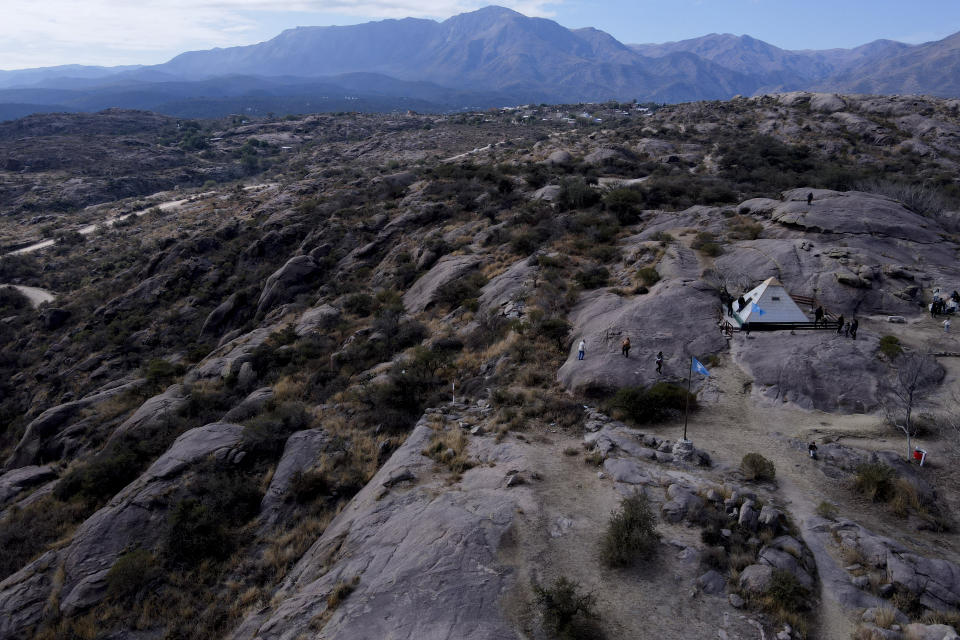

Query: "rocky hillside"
left=1, top=92, right=960, bottom=640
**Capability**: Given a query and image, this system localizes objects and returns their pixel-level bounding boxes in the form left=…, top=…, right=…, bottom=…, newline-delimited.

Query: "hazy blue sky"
left=3, top=0, right=959, bottom=70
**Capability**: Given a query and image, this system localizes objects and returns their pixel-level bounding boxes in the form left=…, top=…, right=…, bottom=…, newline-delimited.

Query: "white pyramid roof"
left=734, top=277, right=809, bottom=324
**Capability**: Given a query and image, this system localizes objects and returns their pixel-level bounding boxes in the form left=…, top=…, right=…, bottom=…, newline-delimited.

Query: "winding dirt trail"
left=0, top=284, right=55, bottom=308
left=4, top=191, right=210, bottom=258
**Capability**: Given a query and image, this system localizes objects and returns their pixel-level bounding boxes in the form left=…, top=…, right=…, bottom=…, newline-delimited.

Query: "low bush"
left=599, top=492, right=658, bottom=567
left=0, top=286, right=30, bottom=313
left=574, top=264, right=609, bottom=289
left=533, top=576, right=599, bottom=640
left=435, top=271, right=488, bottom=310
left=288, top=468, right=330, bottom=504
left=557, top=177, right=601, bottom=211
left=0, top=497, right=88, bottom=581
left=853, top=463, right=896, bottom=502
left=163, top=466, right=262, bottom=567
left=242, top=401, right=312, bottom=457
left=741, top=452, right=776, bottom=481
left=605, top=382, right=695, bottom=425
left=342, top=293, right=375, bottom=316
left=879, top=335, right=903, bottom=359
left=636, top=266, right=660, bottom=287
left=761, top=569, right=810, bottom=624
left=604, top=187, right=643, bottom=224
left=106, top=549, right=158, bottom=602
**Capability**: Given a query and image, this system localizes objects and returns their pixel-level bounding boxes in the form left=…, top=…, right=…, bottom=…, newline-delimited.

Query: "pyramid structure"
left=733, top=277, right=809, bottom=325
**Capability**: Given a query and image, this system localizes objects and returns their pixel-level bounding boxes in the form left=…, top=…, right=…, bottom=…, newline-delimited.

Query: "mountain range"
left=1, top=5, right=958, bottom=119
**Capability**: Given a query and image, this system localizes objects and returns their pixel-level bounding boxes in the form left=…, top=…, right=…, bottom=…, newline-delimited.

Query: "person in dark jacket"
left=621, top=337, right=631, bottom=358
left=814, top=306, right=824, bottom=325
left=836, top=314, right=845, bottom=334
left=656, top=351, right=664, bottom=374
left=850, top=318, right=859, bottom=339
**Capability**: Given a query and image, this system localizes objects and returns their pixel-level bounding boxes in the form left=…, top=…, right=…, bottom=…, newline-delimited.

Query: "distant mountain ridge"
left=1, top=5, right=958, bottom=119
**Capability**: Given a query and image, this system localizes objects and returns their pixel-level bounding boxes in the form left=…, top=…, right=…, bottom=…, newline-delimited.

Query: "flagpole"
left=683, top=356, right=692, bottom=441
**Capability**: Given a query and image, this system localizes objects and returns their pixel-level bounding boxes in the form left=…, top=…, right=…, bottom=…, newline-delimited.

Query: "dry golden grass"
left=274, top=375, right=308, bottom=401
left=423, top=428, right=474, bottom=474
left=873, top=606, right=897, bottom=629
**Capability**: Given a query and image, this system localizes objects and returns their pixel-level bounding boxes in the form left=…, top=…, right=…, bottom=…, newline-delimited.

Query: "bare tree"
left=885, top=351, right=944, bottom=461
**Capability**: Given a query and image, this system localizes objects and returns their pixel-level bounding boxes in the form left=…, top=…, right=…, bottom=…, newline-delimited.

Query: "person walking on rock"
left=577, top=339, right=586, bottom=360
left=814, top=306, right=824, bottom=326
left=850, top=318, right=859, bottom=340
left=656, top=351, right=664, bottom=374
left=843, top=322, right=851, bottom=338
left=946, top=318, right=952, bottom=333
left=808, top=441, right=818, bottom=459
left=621, top=337, right=631, bottom=358
left=836, top=314, right=844, bottom=335
left=807, top=192, right=813, bottom=205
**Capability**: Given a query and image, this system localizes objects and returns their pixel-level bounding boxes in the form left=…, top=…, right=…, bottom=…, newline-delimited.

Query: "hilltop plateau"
left=1, top=92, right=960, bottom=640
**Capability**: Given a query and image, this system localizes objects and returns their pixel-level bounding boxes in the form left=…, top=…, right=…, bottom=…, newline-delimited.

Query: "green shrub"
left=879, top=335, right=903, bottom=359
left=435, top=272, right=488, bottom=309
left=164, top=466, right=262, bottom=567
left=651, top=231, right=674, bottom=243
left=600, top=492, right=658, bottom=567
left=106, top=549, right=158, bottom=601
left=574, top=265, right=609, bottom=289
left=342, top=293, right=375, bottom=316
left=165, top=499, right=224, bottom=566
left=854, top=463, right=896, bottom=502
left=242, top=401, right=312, bottom=456
left=144, top=358, right=185, bottom=387
left=764, top=569, right=810, bottom=613
left=606, top=382, right=695, bottom=424
left=533, top=576, right=599, bottom=640
left=289, top=469, right=330, bottom=504
left=637, top=266, right=660, bottom=287
left=604, top=188, right=643, bottom=224
left=0, top=286, right=30, bottom=313
left=741, top=452, right=776, bottom=481
left=558, top=177, right=601, bottom=211
left=0, top=497, right=88, bottom=581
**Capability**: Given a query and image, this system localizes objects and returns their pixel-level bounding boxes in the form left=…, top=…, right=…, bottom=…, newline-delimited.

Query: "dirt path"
left=0, top=284, right=55, bottom=307
left=505, top=429, right=767, bottom=640
left=5, top=191, right=208, bottom=257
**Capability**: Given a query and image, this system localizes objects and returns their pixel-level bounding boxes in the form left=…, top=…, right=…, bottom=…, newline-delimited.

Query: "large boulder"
left=739, top=564, right=774, bottom=593
left=295, top=304, right=341, bottom=336
left=0, top=423, right=246, bottom=638
left=558, top=280, right=726, bottom=393
left=257, top=255, right=323, bottom=316
left=733, top=331, right=889, bottom=412
left=477, top=256, right=538, bottom=318
left=743, top=189, right=944, bottom=244
left=260, top=428, right=333, bottom=526
left=186, top=325, right=278, bottom=382
left=5, top=379, right=144, bottom=470
left=229, top=416, right=529, bottom=640
left=107, top=384, right=189, bottom=443
left=0, top=464, right=57, bottom=507
left=402, top=254, right=484, bottom=314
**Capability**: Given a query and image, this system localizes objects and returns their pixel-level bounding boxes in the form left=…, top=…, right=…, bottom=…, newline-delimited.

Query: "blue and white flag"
left=692, top=357, right=710, bottom=377
left=751, top=302, right=766, bottom=316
